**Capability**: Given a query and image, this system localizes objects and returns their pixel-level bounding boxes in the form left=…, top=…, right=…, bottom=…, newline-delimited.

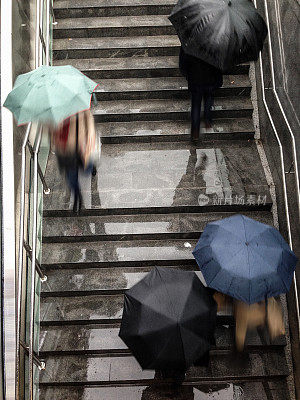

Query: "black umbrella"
left=169, top=0, right=268, bottom=71
left=119, top=267, right=217, bottom=370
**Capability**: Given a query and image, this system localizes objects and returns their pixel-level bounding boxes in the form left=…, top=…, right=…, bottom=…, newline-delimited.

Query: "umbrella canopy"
left=169, top=0, right=267, bottom=71
left=3, top=65, right=98, bottom=126
left=193, top=214, right=298, bottom=304
left=119, top=267, right=217, bottom=370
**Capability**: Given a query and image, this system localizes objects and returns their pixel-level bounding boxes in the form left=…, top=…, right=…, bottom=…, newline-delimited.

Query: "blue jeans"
left=66, top=163, right=93, bottom=197
left=191, top=86, right=214, bottom=133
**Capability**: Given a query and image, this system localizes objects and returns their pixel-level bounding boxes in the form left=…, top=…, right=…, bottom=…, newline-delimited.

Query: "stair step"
left=38, top=291, right=258, bottom=326
left=91, top=97, right=253, bottom=123
left=42, top=211, right=273, bottom=242
left=38, top=380, right=291, bottom=400
left=54, top=56, right=250, bottom=78
left=53, top=0, right=176, bottom=19
left=42, top=238, right=197, bottom=269
left=97, top=119, right=255, bottom=144
left=41, top=267, right=194, bottom=294
left=39, top=324, right=286, bottom=355
left=44, top=141, right=271, bottom=213
left=96, top=76, right=251, bottom=101
left=39, top=352, right=289, bottom=385
left=39, top=293, right=239, bottom=326
left=54, top=15, right=174, bottom=38
left=53, top=35, right=180, bottom=59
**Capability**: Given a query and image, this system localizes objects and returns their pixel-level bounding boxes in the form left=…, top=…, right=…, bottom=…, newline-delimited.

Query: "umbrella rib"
left=156, top=268, right=178, bottom=322
left=241, top=216, right=251, bottom=284
left=248, top=244, right=276, bottom=275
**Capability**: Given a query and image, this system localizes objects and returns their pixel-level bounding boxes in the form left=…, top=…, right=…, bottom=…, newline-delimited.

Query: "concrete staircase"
left=38, top=0, right=293, bottom=398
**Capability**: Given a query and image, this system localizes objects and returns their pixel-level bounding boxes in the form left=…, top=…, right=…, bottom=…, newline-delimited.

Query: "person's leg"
left=66, top=167, right=82, bottom=213
left=82, top=162, right=97, bottom=177
left=203, top=86, right=214, bottom=127
left=191, top=90, right=202, bottom=141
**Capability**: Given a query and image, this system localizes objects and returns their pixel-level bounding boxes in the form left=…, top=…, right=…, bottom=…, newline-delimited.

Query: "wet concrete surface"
left=40, top=0, right=295, bottom=397
left=39, top=381, right=290, bottom=400
left=44, top=141, right=271, bottom=211
left=39, top=323, right=285, bottom=353
left=39, top=352, right=288, bottom=383
left=42, top=211, right=273, bottom=238
left=42, top=239, right=197, bottom=266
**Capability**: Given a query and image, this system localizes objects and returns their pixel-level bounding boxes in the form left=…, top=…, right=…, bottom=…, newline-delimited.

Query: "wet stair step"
left=53, top=35, right=180, bottom=59
left=39, top=352, right=289, bottom=385
left=91, top=97, right=253, bottom=123
left=42, top=211, right=273, bottom=242
left=41, top=267, right=191, bottom=295
left=39, top=292, right=280, bottom=327
left=41, top=238, right=197, bottom=269
left=38, top=380, right=291, bottom=400
left=54, top=56, right=250, bottom=79
left=53, top=0, right=176, bottom=19
left=97, top=119, right=255, bottom=144
left=95, top=75, right=251, bottom=101
left=39, top=324, right=286, bottom=356
left=43, top=141, right=272, bottom=213
left=54, top=15, right=174, bottom=38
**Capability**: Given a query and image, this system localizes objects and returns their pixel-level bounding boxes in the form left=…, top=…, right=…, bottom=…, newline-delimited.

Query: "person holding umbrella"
left=179, top=46, right=223, bottom=142
left=51, top=109, right=97, bottom=214
left=169, top=0, right=267, bottom=142
left=193, top=214, right=298, bottom=349
left=119, top=267, right=217, bottom=384
left=3, top=64, right=99, bottom=213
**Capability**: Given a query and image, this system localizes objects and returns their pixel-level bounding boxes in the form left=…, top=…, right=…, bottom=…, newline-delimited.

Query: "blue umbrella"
left=193, top=214, right=298, bottom=304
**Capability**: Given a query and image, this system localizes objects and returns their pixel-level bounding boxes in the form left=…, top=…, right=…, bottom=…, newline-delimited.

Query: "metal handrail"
left=253, top=0, right=300, bottom=336
left=16, top=123, right=31, bottom=399
left=28, top=128, right=41, bottom=400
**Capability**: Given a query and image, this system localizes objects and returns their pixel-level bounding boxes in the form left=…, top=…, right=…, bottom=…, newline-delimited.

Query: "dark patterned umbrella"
left=169, top=0, right=267, bottom=71
left=119, top=267, right=217, bottom=370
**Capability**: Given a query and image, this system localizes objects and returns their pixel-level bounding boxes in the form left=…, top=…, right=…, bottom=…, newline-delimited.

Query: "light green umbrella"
left=3, top=65, right=98, bottom=126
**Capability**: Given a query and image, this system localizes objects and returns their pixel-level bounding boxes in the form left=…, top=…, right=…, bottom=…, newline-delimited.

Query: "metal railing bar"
left=46, top=0, right=50, bottom=66
left=28, top=128, right=42, bottom=400
left=49, top=1, right=56, bottom=23
left=37, top=163, right=50, bottom=195
left=39, top=27, right=47, bottom=55
left=16, top=122, right=32, bottom=400
left=35, top=0, right=41, bottom=68
left=39, top=0, right=44, bottom=63
left=23, top=241, right=47, bottom=282
left=28, top=136, right=51, bottom=194
left=20, top=341, right=45, bottom=370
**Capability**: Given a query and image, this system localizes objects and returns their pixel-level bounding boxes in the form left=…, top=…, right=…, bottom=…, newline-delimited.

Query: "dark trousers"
left=66, top=163, right=93, bottom=198
left=190, top=86, right=214, bottom=134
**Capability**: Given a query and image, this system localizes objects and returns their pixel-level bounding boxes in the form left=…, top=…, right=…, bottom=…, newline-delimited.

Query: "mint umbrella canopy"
left=3, top=65, right=98, bottom=126
left=193, top=214, right=298, bottom=304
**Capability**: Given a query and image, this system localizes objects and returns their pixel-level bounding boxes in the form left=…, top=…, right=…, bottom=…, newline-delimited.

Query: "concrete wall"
left=254, top=0, right=300, bottom=394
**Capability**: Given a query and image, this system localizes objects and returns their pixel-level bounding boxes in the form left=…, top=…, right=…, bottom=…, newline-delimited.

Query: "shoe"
left=191, top=128, right=200, bottom=143
left=73, top=192, right=82, bottom=214
left=92, top=165, right=97, bottom=176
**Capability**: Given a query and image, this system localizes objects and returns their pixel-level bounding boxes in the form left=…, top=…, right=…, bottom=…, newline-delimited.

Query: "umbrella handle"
left=92, top=92, right=97, bottom=106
